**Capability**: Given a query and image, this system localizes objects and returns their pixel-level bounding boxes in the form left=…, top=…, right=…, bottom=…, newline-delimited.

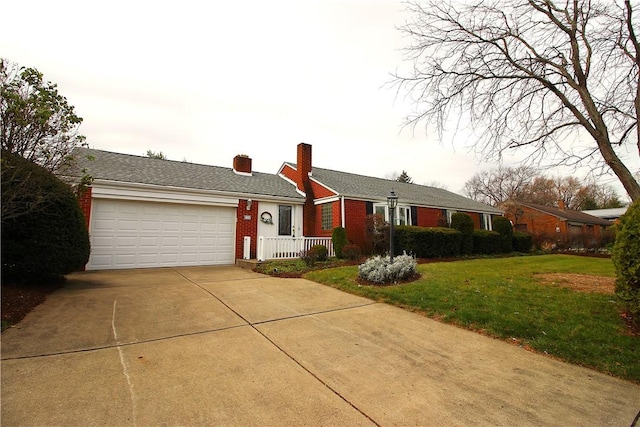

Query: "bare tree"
left=393, top=0, right=640, bottom=201
left=462, top=165, right=539, bottom=205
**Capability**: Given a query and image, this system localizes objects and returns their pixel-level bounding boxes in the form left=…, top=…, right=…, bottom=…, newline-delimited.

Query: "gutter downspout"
left=341, top=196, right=345, bottom=228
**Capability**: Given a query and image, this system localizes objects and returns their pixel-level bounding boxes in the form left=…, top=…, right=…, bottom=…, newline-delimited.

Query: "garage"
left=88, top=199, right=236, bottom=270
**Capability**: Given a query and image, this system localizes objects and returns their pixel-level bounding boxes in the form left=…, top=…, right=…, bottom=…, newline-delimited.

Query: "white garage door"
left=88, top=199, right=236, bottom=270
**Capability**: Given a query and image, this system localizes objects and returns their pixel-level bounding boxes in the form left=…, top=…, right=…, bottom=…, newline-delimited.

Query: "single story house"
left=501, top=200, right=613, bottom=247
left=71, top=143, right=502, bottom=270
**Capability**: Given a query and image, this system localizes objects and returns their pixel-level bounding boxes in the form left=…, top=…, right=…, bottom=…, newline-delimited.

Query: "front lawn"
left=304, top=254, right=640, bottom=383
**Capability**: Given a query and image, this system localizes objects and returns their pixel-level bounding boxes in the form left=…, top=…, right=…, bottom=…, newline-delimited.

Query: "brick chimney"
left=557, top=200, right=566, bottom=210
left=233, top=154, right=252, bottom=175
left=297, top=143, right=313, bottom=192
left=297, top=143, right=316, bottom=236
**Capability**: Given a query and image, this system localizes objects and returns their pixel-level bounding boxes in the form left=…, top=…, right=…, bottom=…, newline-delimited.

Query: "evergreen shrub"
left=492, top=216, right=514, bottom=253
left=1, top=151, right=90, bottom=282
left=612, top=200, right=640, bottom=326
left=332, top=227, right=348, bottom=258
left=512, top=232, right=532, bottom=253
left=394, top=226, right=462, bottom=258
left=472, top=230, right=502, bottom=254
left=450, top=212, right=474, bottom=254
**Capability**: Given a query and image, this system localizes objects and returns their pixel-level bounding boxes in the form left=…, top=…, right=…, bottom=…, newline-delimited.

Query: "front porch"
left=238, top=236, right=335, bottom=266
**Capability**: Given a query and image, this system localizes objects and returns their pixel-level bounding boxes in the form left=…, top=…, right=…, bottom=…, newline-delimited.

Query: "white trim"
left=314, top=196, right=340, bottom=205
left=90, top=179, right=304, bottom=205
left=341, top=196, right=345, bottom=228
left=308, top=175, right=339, bottom=196
left=277, top=172, right=307, bottom=197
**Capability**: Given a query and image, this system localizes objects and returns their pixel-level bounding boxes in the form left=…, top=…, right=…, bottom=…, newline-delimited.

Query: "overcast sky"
left=2, top=0, right=635, bottom=199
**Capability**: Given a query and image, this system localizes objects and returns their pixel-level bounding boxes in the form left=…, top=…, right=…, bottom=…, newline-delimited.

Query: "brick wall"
left=235, top=199, right=258, bottom=259
left=78, top=187, right=92, bottom=230
left=344, top=199, right=368, bottom=249
left=416, top=207, right=445, bottom=227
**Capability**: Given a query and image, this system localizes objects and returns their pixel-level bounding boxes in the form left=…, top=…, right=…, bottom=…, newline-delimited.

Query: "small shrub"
left=450, top=212, right=474, bottom=254
left=472, top=230, right=502, bottom=254
left=612, top=200, right=640, bottom=327
left=299, top=244, right=328, bottom=266
left=492, top=216, right=513, bottom=253
left=512, top=232, right=532, bottom=253
left=332, top=227, right=348, bottom=258
left=358, top=253, right=417, bottom=284
left=342, top=244, right=361, bottom=260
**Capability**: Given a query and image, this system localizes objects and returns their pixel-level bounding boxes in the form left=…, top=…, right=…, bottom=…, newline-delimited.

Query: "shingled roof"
left=284, top=163, right=502, bottom=214
left=70, top=148, right=304, bottom=200
left=515, top=201, right=613, bottom=226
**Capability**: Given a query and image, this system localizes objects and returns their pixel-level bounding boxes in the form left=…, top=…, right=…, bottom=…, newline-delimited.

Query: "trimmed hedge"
left=395, top=226, right=462, bottom=258
left=512, top=232, right=532, bottom=253
left=612, top=200, right=640, bottom=326
left=450, top=212, right=474, bottom=255
left=332, top=227, right=348, bottom=258
left=492, top=216, right=513, bottom=253
left=472, top=230, right=502, bottom=254
left=1, top=151, right=90, bottom=282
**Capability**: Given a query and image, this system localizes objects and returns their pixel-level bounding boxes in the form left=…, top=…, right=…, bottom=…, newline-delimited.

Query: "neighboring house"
left=278, top=143, right=503, bottom=250
left=71, top=148, right=305, bottom=270
left=582, top=206, right=628, bottom=222
left=501, top=200, right=613, bottom=247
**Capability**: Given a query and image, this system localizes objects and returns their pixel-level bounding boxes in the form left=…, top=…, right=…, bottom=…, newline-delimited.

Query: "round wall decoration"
left=260, top=211, right=273, bottom=224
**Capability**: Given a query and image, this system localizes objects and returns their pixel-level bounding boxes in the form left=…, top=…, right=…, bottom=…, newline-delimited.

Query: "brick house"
left=70, top=143, right=502, bottom=270
left=278, top=143, right=503, bottom=250
left=501, top=200, right=613, bottom=247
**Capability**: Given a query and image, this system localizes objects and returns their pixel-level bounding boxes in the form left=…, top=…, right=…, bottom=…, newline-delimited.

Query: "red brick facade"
left=416, top=206, right=445, bottom=227
left=235, top=199, right=258, bottom=259
left=78, top=187, right=92, bottom=230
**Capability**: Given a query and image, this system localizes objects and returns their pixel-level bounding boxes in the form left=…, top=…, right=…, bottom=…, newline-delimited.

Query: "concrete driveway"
left=2, top=266, right=639, bottom=426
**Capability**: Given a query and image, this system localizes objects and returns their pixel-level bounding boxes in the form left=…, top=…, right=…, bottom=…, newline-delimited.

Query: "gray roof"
left=70, top=148, right=304, bottom=200
left=518, top=202, right=613, bottom=226
left=285, top=163, right=502, bottom=214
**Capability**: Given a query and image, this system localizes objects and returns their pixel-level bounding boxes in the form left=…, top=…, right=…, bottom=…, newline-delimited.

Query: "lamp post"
left=387, top=190, right=398, bottom=262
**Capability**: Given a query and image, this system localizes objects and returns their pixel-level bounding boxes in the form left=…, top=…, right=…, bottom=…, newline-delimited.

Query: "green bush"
left=1, top=151, right=90, bottom=282
left=450, top=212, right=474, bottom=254
left=492, top=216, right=513, bottom=253
left=395, top=226, right=462, bottom=258
left=612, top=200, right=640, bottom=327
left=472, top=230, right=502, bottom=254
left=512, top=232, right=532, bottom=253
left=342, top=244, right=361, bottom=260
left=332, top=227, right=348, bottom=258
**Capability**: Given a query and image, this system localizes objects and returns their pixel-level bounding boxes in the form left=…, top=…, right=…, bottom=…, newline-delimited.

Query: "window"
left=481, top=213, right=492, bottom=230
left=278, top=205, right=292, bottom=236
left=321, top=204, right=333, bottom=230
left=373, top=203, right=412, bottom=226
left=446, top=210, right=457, bottom=226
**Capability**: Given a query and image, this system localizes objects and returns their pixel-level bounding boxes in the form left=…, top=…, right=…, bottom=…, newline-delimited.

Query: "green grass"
left=304, top=254, right=640, bottom=383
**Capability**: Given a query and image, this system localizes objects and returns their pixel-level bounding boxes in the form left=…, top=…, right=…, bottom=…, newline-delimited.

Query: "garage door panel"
left=88, top=200, right=236, bottom=270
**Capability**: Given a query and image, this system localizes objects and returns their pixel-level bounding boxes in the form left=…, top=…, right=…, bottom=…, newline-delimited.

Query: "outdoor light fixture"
left=387, top=190, right=398, bottom=262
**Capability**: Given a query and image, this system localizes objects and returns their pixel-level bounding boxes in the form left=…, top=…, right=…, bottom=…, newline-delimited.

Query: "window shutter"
left=365, top=201, right=373, bottom=215
left=411, top=206, right=418, bottom=225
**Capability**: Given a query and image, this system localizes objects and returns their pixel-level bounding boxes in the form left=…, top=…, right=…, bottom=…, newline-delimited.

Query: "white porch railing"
left=256, top=236, right=335, bottom=261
